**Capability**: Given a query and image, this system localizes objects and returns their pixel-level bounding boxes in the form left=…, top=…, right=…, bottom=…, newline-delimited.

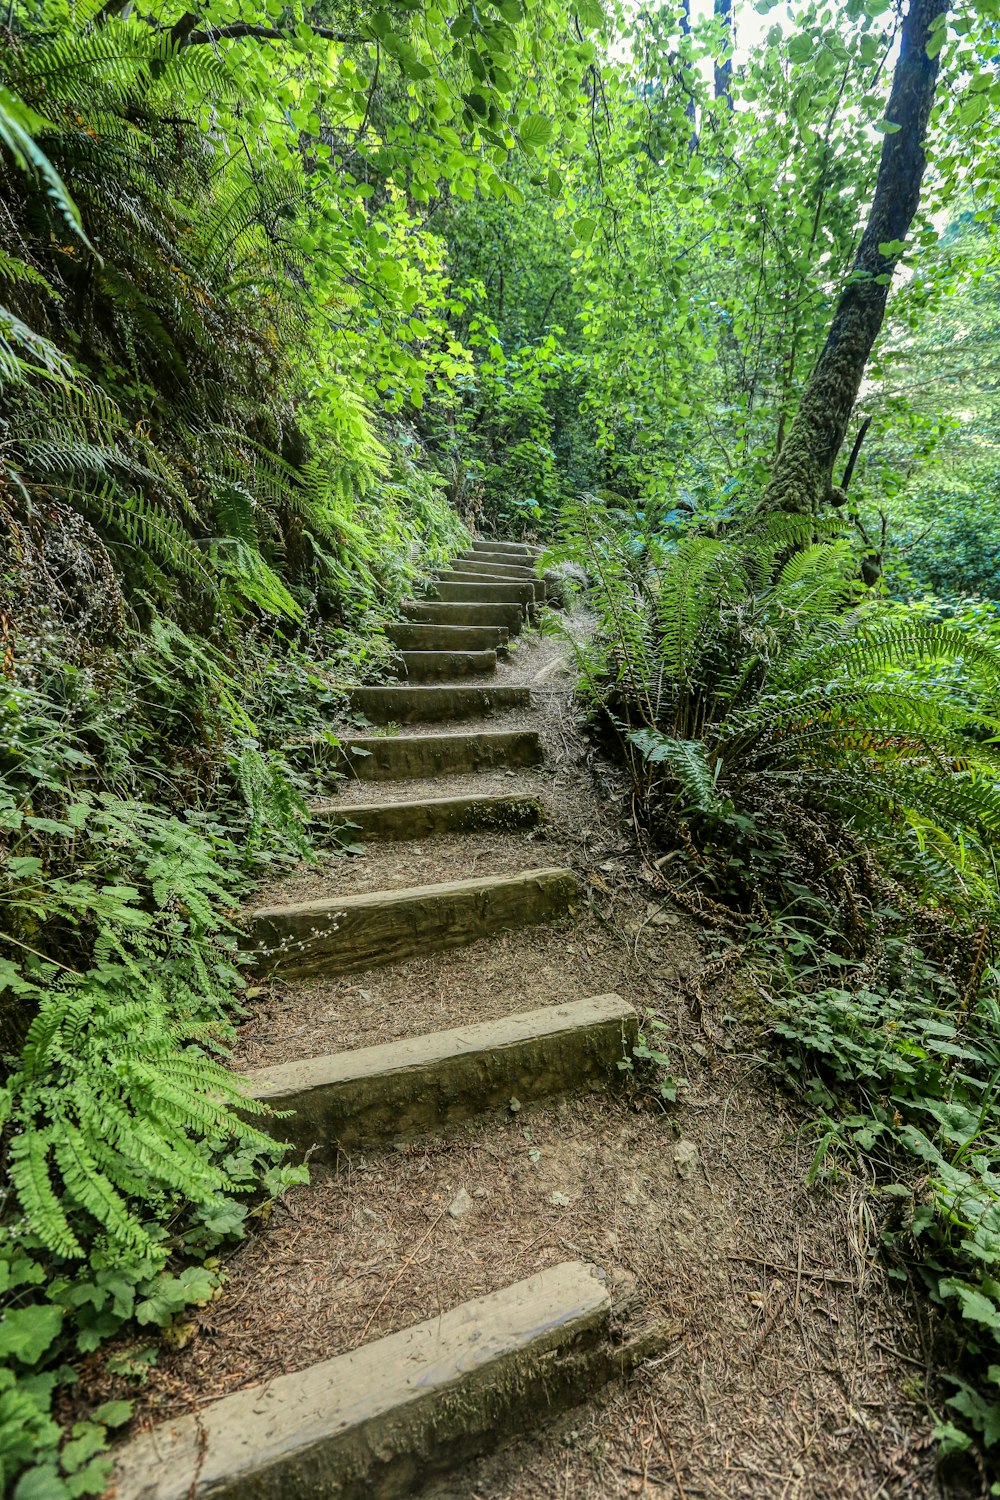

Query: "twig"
left=726, top=1253, right=855, bottom=1286
left=358, top=1208, right=446, bottom=1340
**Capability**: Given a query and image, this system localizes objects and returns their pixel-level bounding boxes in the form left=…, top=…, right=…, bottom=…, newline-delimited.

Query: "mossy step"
left=402, top=600, right=524, bottom=635
left=313, top=790, right=542, bottom=840
left=334, top=728, right=542, bottom=780
left=436, top=570, right=545, bottom=603
left=249, top=995, right=637, bottom=1152
left=348, top=684, right=530, bottom=723
left=112, top=1262, right=619, bottom=1500
left=396, top=648, right=497, bottom=681
left=249, top=867, right=578, bottom=978
left=386, top=622, right=509, bottom=652
left=430, top=579, right=536, bottom=607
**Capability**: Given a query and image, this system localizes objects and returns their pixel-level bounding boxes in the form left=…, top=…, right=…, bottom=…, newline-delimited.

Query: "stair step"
left=250, top=867, right=578, bottom=978
left=348, top=684, right=530, bottom=723
left=112, top=1262, right=619, bottom=1500
left=249, top=995, right=636, bottom=1151
left=335, top=728, right=543, bottom=780
left=396, top=649, right=497, bottom=681
left=402, top=600, right=524, bottom=634
left=386, top=622, right=509, bottom=652
left=471, top=539, right=540, bottom=555
left=313, top=790, right=542, bottom=840
left=430, top=579, right=535, bottom=606
left=437, top=571, right=545, bottom=603
left=454, top=558, right=538, bottom=581
left=460, top=548, right=543, bottom=568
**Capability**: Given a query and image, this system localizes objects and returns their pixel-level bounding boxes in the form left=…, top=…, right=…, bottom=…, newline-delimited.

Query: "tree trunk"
left=680, top=0, right=699, bottom=153
left=714, top=0, right=733, bottom=106
left=761, top=0, right=948, bottom=515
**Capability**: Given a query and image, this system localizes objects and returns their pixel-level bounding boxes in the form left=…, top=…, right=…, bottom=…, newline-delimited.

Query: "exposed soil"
left=105, top=605, right=972, bottom=1500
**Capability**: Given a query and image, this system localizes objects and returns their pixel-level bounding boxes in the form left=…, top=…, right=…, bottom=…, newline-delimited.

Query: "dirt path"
left=114, top=556, right=958, bottom=1500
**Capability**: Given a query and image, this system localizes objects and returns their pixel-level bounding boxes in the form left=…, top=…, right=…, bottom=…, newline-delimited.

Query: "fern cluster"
left=557, top=492, right=1000, bottom=908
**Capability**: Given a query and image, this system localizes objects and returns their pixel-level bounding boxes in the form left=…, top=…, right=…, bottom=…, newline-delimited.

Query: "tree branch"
left=179, top=21, right=364, bottom=45
left=840, top=414, right=872, bottom=492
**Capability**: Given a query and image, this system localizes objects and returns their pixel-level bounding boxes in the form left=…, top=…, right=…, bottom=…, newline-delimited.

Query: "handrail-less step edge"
left=111, top=1262, right=613, bottom=1500
left=311, top=790, right=543, bottom=840
left=331, top=728, right=543, bottom=780
left=436, top=571, right=545, bottom=602
left=347, top=684, right=531, bottom=723
left=401, top=600, right=524, bottom=633
left=249, top=866, right=579, bottom=977
left=248, top=994, right=637, bottom=1150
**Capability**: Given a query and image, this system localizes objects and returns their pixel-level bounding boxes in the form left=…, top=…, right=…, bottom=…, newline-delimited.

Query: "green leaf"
left=940, top=1278, right=1000, bottom=1330
left=574, top=215, right=597, bottom=243
left=92, top=1400, right=134, bottom=1428
left=0, top=1304, right=64, bottom=1365
left=13, top=1466, right=69, bottom=1500
left=576, top=0, right=604, bottom=25
left=519, top=113, right=554, bottom=148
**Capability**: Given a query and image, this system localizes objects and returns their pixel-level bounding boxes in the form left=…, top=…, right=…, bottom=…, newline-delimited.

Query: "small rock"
left=447, top=1188, right=474, bottom=1220
left=674, top=1139, right=699, bottom=1181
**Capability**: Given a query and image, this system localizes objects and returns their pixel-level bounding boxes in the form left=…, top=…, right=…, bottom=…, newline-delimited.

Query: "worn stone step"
left=430, top=579, right=536, bottom=607
left=396, top=649, right=497, bottom=682
left=250, top=866, right=578, bottom=978
left=402, top=599, right=524, bottom=635
left=112, top=1262, right=619, bottom=1500
left=455, top=557, right=538, bottom=581
left=471, top=539, right=540, bottom=555
left=313, top=790, right=543, bottom=841
left=386, top=622, right=509, bottom=652
left=437, top=570, right=546, bottom=603
left=249, top=995, right=636, bottom=1151
left=334, top=728, right=542, bottom=780
left=460, top=548, right=542, bottom=568
left=349, top=684, right=530, bottom=724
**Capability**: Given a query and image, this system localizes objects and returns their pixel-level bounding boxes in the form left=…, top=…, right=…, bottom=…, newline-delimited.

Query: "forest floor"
left=100, top=611, right=972, bottom=1499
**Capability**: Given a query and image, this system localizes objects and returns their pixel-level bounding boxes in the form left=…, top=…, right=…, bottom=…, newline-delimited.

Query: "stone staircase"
left=113, top=539, right=644, bottom=1500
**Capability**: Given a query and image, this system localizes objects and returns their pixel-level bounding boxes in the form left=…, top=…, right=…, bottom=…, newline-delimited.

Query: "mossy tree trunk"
left=762, top=0, right=949, bottom=516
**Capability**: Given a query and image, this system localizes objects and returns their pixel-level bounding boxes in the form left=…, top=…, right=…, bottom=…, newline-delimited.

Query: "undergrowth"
left=556, top=491, right=1000, bottom=1481
left=0, top=530, right=467, bottom=1496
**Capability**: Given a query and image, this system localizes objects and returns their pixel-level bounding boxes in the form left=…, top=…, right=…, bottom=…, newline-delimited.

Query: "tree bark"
left=761, top=0, right=948, bottom=515
left=714, top=0, right=732, bottom=106
left=679, top=0, right=699, bottom=153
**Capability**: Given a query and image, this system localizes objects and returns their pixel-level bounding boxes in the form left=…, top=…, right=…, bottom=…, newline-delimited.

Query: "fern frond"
left=8, top=1126, right=83, bottom=1259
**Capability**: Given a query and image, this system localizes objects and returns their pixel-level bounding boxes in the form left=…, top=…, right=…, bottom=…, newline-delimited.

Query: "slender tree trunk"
left=762, top=0, right=948, bottom=515
left=714, top=0, right=733, bottom=106
left=680, top=0, right=699, bottom=153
